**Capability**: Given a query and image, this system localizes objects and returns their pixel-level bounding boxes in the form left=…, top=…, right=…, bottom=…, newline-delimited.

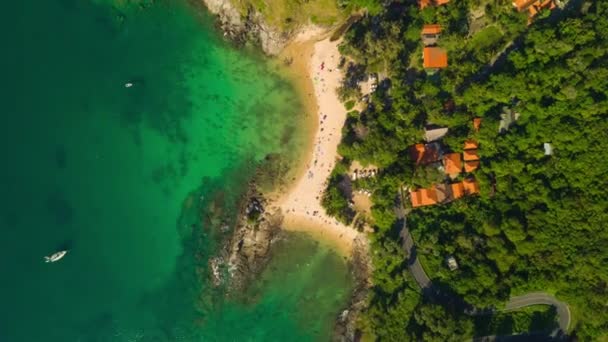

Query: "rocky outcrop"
left=333, top=236, right=373, bottom=342
left=210, top=184, right=283, bottom=293
left=200, top=0, right=289, bottom=55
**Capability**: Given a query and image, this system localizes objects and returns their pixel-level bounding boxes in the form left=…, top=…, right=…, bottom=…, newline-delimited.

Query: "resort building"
left=410, top=186, right=439, bottom=207
left=421, top=23, right=448, bottom=71
left=464, top=160, right=480, bottom=173
left=463, top=139, right=480, bottom=173
left=423, top=47, right=448, bottom=70
left=409, top=142, right=442, bottom=165
left=446, top=256, right=459, bottom=271
left=424, top=126, right=449, bottom=142
left=410, top=178, right=480, bottom=208
left=421, top=24, right=442, bottom=46
left=463, top=178, right=480, bottom=195
left=443, top=153, right=462, bottom=178
left=544, top=143, right=553, bottom=156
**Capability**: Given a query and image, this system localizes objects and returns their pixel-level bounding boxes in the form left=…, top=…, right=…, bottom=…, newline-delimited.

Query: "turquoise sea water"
left=0, top=1, right=352, bottom=341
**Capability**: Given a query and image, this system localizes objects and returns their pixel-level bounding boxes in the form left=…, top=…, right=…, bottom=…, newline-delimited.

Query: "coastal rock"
left=200, top=0, right=288, bottom=55
left=221, top=187, right=283, bottom=293
left=332, top=236, right=373, bottom=342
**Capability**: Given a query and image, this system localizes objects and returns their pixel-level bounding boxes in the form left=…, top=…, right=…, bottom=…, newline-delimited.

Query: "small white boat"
left=44, top=250, right=68, bottom=263
left=124, top=82, right=133, bottom=88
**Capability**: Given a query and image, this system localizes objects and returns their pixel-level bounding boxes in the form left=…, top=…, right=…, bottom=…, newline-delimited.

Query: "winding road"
left=397, top=215, right=571, bottom=335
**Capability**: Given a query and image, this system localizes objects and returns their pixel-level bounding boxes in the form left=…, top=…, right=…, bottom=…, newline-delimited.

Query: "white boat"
left=124, top=82, right=133, bottom=88
left=44, top=250, right=68, bottom=263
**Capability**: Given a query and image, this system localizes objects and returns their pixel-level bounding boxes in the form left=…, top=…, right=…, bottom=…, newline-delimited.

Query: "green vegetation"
left=474, top=305, right=558, bottom=336
left=233, top=0, right=345, bottom=30
left=323, top=0, right=608, bottom=340
left=231, top=0, right=385, bottom=32
left=321, top=161, right=356, bottom=224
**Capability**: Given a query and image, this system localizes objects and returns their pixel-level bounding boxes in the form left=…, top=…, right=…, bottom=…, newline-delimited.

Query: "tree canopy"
left=325, top=0, right=608, bottom=340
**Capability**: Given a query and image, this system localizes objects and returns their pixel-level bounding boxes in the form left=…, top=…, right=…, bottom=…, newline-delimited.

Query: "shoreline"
left=268, top=29, right=365, bottom=258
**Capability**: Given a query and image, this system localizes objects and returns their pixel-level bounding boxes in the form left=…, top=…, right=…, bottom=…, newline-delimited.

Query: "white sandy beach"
left=276, top=37, right=363, bottom=256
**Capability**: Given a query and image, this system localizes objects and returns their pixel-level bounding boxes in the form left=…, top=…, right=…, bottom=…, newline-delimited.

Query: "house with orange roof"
left=463, top=139, right=480, bottom=172
left=423, top=47, right=448, bottom=70
left=419, top=0, right=450, bottom=9
left=410, top=178, right=481, bottom=208
left=409, top=143, right=441, bottom=165
left=410, top=186, right=439, bottom=207
left=443, top=153, right=462, bottom=178
left=463, top=149, right=480, bottom=162
left=450, top=181, right=465, bottom=199
left=463, top=178, right=480, bottom=195
left=464, top=160, right=480, bottom=173
left=422, top=24, right=442, bottom=46
left=464, top=139, right=478, bottom=150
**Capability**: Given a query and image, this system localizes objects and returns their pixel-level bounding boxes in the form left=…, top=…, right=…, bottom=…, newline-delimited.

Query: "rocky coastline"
left=207, top=181, right=283, bottom=293
left=332, top=236, right=372, bottom=342
left=200, top=0, right=289, bottom=55
left=208, top=182, right=372, bottom=342
left=198, top=2, right=373, bottom=339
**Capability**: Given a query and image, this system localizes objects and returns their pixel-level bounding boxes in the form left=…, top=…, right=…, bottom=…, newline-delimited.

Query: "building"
left=419, top=0, right=450, bottom=9
left=451, top=181, right=465, bottom=199
left=446, top=256, right=459, bottom=271
left=410, top=186, right=439, bottom=207
left=421, top=24, right=442, bottom=46
left=464, top=139, right=478, bottom=150
left=424, top=126, right=449, bottom=142
left=463, top=149, right=480, bottom=161
left=463, top=178, right=480, bottom=195
left=423, top=47, right=448, bottom=70
left=410, top=178, right=480, bottom=208
left=409, top=142, right=442, bottom=165
left=443, top=153, right=462, bottom=178
left=463, top=139, right=480, bottom=172
left=464, top=160, right=480, bottom=173
left=544, top=143, right=553, bottom=156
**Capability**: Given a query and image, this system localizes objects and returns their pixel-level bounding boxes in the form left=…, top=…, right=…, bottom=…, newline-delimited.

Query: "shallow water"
left=0, top=1, right=351, bottom=341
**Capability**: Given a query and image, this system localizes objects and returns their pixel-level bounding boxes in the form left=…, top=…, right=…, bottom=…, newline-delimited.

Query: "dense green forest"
left=324, top=0, right=608, bottom=340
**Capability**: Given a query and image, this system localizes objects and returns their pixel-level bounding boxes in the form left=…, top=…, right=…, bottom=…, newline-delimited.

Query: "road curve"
left=398, top=219, right=570, bottom=334
left=506, top=292, right=571, bottom=332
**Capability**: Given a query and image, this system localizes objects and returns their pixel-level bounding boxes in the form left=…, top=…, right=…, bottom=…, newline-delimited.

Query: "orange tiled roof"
left=420, top=0, right=450, bottom=9
left=464, top=160, right=480, bottom=173
left=473, top=118, right=482, bottom=132
left=464, top=139, right=478, bottom=150
left=463, top=149, right=480, bottom=161
left=451, top=182, right=465, bottom=199
left=444, top=153, right=462, bottom=176
left=423, top=47, right=448, bottom=69
left=463, top=178, right=480, bottom=195
left=422, top=24, right=442, bottom=35
left=410, top=186, right=439, bottom=207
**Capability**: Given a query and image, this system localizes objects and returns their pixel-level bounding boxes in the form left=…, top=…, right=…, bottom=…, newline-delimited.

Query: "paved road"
left=399, top=219, right=431, bottom=289
left=397, top=218, right=571, bottom=335
left=506, top=292, right=571, bottom=332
